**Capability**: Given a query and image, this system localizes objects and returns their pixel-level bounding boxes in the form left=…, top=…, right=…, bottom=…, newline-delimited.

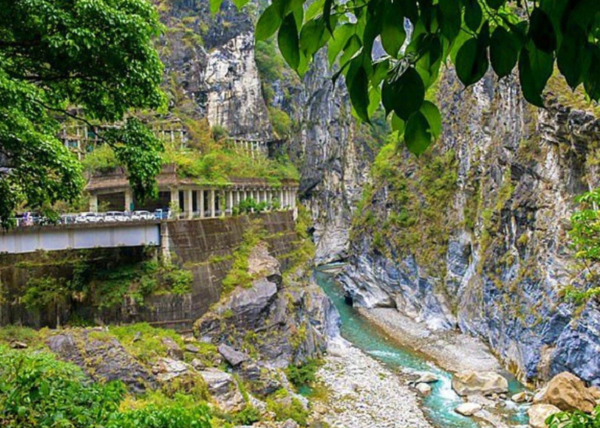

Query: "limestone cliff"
left=340, top=72, right=600, bottom=386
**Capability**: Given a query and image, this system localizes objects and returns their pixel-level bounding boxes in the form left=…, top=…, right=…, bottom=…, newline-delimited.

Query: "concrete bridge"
left=0, top=221, right=162, bottom=254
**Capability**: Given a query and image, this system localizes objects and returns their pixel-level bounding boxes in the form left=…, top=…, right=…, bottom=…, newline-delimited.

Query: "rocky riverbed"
left=359, top=307, right=502, bottom=374
left=313, top=338, right=433, bottom=428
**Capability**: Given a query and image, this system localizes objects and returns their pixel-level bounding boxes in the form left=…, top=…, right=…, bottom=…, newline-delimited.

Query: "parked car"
left=75, top=212, right=100, bottom=224
left=132, top=210, right=153, bottom=221
left=104, top=211, right=128, bottom=222
left=154, top=209, right=170, bottom=220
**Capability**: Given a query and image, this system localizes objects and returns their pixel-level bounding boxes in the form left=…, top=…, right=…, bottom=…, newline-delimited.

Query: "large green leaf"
left=300, top=17, right=329, bottom=57
left=328, top=24, right=354, bottom=66
left=383, top=67, right=425, bottom=120
left=529, top=8, right=557, bottom=53
left=420, top=101, right=442, bottom=139
left=405, top=111, right=433, bottom=155
left=455, top=38, right=488, bottom=86
left=465, top=0, right=483, bottom=31
left=278, top=13, right=300, bottom=70
left=439, top=0, right=461, bottom=41
left=557, top=25, right=588, bottom=89
left=348, top=63, right=371, bottom=123
left=210, top=0, right=224, bottom=15
left=255, top=5, right=282, bottom=41
left=584, top=45, right=600, bottom=100
left=381, top=1, right=406, bottom=58
left=518, top=44, right=553, bottom=107
left=490, top=27, right=519, bottom=78
left=486, top=0, right=505, bottom=10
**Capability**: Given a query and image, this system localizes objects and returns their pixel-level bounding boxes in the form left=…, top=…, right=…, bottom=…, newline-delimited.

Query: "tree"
left=216, top=0, right=600, bottom=155
left=0, top=0, right=166, bottom=228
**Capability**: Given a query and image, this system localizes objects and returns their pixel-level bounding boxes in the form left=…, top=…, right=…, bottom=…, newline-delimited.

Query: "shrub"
left=232, top=405, right=261, bottom=425
left=286, top=359, right=323, bottom=388
left=266, top=395, right=309, bottom=426
left=110, top=404, right=211, bottom=428
left=547, top=409, right=600, bottom=428
left=0, top=346, right=213, bottom=428
left=0, top=346, right=125, bottom=427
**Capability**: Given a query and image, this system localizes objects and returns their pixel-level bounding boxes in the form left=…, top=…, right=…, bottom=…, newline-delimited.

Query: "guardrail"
left=11, top=211, right=171, bottom=228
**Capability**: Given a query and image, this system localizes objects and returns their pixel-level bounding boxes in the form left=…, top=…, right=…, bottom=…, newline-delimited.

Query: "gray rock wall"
left=339, top=72, right=600, bottom=386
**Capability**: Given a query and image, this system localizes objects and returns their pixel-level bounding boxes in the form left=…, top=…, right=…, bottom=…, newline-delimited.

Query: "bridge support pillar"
left=160, top=223, right=171, bottom=263
left=199, top=190, right=205, bottom=218
left=89, top=195, right=98, bottom=213
left=210, top=189, right=216, bottom=218
left=125, top=189, right=133, bottom=212
left=184, top=189, right=193, bottom=219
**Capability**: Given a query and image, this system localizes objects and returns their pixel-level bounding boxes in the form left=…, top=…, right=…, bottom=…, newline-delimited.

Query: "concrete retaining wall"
left=0, top=212, right=298, bottom=329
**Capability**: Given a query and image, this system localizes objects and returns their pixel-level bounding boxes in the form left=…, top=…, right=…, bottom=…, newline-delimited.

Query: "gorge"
left=2, top=1, right=600, bottom=428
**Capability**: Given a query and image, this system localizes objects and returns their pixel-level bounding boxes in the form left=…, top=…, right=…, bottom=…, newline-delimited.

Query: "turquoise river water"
left=314, top=266, right=529, bottom=428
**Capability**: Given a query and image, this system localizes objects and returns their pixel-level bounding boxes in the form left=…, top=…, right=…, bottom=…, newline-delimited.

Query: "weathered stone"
left=161, top=337, right=183, bottom=360
left=416, top=372, right=439, bottom=383
left=185, top=344, right=199, bottom=353
left=190, top=358, right=206, bottom=371
left=47, top=331, right=155, bottom=393
left=512, top=392, right=530, bottom=403
left=416, top=383, right=432, bottom=396
left=199, top=368, right=245, bottom=412
left=527, top=404, right=561, bottom=428
left=247, top=242, right=281, bottom=284
left=451, top=371, right=509, bottom=396
left=10, top=341, right=27, bottom=349
left=280, top=420, right=300, bottom=428
left=238, top=362, right=281, bottom=397
left=455, top=403, right=482, bottom=417
left=152, top=358, right=191, bottom=382
left=218, top=343, right=250, bottom=367
left=535, top=372, right=596, bottom=413
left=589, top=386, right=600, bottom=400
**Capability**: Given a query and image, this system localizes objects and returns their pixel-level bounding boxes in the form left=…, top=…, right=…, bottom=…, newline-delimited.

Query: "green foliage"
left=0, top=326, right=41, bottom=347
left=244, top=0, right=600, bottom=155
left=112, top=404, right=211, bottom=428
left=161, top=142, right=299, bottom=186
left=110, top=323, right=185, bottom=365
left=0, top=345, right=212, bottom=428
left=547, top=408, right=600, bottom=428
left=232, top=405, right=261, bottom=425
left=221, top=220, right=267, bottom=293
left=266, top=393, right=309, bottom=426
left=0, top=0, right=166, bottom=227
left=565, top=189, right=600, bottom=303
left=0, top=345, right=125, bottom=427
left=286, top=359, right=323, bottom=388
left=353, top=140, right=458, bottom=275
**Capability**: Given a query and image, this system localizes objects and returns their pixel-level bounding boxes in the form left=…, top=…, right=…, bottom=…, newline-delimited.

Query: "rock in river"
left=452, top=371, right=508, bottom=396
left=527, top=404, right=561, bottom=428
left=455, top=402, right=482, bottom=416
left=416, top=383, right=432, bottom=396
left=534, top=372, right=596, bottom=413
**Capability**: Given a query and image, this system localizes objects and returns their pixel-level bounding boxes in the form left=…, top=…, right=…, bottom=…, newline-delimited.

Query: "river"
left=314, top=266, right=529, bottom=428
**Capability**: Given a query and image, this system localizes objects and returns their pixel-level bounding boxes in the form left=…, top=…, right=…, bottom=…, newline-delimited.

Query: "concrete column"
left=170, top=189, right=179, bottom=212
left=89, top=194, right=98, bottom=213
left=279, top=189, right=284, bottom=209
left=210, top=189, right=216, bottom=218
left=184, top=189, right=193, bottom=218
left=125, top=189, right=133, bottom=212
left=199, top=190, right=205, bottom=218
left=228, top=191, right=233, bottom=215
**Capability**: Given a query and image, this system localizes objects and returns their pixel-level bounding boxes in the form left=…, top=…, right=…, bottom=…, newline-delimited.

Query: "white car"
left=75, top=212, right=100, bottom=224
left=104, top=211, right=128, bottom=222
left=131, top=210, right=153, bottom=221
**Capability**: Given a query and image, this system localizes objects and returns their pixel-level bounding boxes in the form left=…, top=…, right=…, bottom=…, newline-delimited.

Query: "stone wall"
left=0, top=212, right=298, bottom=330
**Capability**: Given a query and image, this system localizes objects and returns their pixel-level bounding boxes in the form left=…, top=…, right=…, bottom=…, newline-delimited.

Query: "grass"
left=109, top=323, right=186, bottom=365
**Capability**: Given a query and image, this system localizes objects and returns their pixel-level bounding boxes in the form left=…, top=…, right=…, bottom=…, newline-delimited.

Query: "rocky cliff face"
left=156, top=0, right=376, bottom=263
left=157, top=0, right=272, bottom=139
left=339, top=71, right=600, bottom=386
